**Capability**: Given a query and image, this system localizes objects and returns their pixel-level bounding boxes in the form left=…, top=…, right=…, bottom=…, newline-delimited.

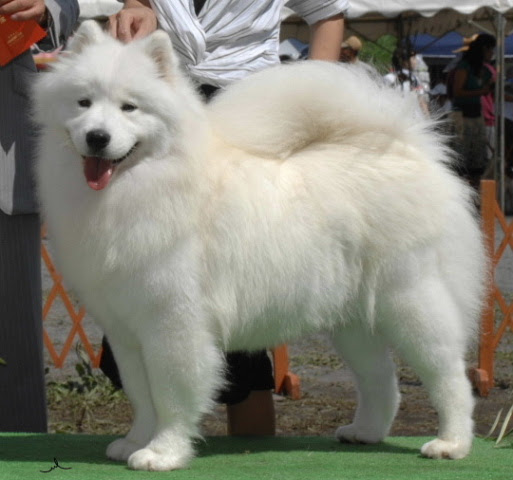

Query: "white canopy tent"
left=346, top=1, right=513, bottom=39
left=348, top=1, right=513, bottom=208
left=283, top=1, right=513, bottom=206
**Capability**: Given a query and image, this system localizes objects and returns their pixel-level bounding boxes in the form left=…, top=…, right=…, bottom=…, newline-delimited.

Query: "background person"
left=448, top=33, right=496, bottom=189
left=339, top=35, right=362, bottom=64
left=383, top=44, right=429, bottom=116
left=101, top=0, right=347, bottom=437
left=0, top=0, right=79, bottom=432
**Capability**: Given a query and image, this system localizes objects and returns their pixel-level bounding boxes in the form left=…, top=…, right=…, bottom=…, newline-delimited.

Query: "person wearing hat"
left=339, top=35, right=362, bottom=63
left=448, top=33, right=496, bottom=189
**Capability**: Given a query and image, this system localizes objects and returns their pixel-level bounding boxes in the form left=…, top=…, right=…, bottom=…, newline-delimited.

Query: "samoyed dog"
left=34, top=21, right=486, bottom=471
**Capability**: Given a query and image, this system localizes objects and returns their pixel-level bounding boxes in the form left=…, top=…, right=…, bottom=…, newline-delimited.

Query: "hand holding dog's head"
left=68, top=20, right=106, bottom=54
left=69, top=20, right=178, bottom=83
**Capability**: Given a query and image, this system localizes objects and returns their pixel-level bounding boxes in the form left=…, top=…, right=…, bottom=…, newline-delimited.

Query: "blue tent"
left=411, top=32, right=513, bottom=58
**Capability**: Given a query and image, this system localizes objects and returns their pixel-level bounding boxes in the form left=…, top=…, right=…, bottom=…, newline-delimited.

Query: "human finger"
left=130, top=14, right=157, bottom=40
left=109, top=11, right=136, bottom=42
left=0, top=0, right=40, bottom=14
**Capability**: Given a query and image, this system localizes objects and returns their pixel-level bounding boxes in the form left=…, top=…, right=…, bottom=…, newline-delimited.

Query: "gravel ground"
left=43, top=219, right=513, bottom=439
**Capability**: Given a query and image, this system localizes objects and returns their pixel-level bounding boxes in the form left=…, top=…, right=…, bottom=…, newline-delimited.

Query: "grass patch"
left=46, top=348, right=131, bottom=435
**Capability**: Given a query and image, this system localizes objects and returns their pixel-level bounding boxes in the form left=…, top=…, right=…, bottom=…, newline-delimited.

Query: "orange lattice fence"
left=41, top=228, right=300, bottom=397
left=41, top=226, right=102, bottom=368
left=471, top=180, right=513, bottom=397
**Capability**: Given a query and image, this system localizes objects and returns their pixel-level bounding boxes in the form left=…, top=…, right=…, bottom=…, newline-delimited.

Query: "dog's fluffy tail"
left=207, top=61, right=445, bottom=162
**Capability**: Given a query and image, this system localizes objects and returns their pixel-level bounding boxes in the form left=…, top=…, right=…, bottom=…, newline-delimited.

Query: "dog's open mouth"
left=82, top=143, right=139, bottom=191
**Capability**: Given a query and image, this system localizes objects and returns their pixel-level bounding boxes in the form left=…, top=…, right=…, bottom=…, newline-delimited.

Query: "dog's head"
left=34, top=20, right=204, bottom=191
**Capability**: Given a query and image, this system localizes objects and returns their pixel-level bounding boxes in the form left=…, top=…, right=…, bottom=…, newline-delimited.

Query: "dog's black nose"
left=86, top=129, right=111, bottom=151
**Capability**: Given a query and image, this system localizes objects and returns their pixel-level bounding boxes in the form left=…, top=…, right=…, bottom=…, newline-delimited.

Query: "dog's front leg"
left=104, top=337, right=157, bottom=461
left=126, top=313, right=224, bottom=471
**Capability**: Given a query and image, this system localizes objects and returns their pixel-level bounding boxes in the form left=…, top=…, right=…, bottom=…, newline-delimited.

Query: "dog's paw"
left=335, top=424, right=385, bottom=444
left=420, top=438, right=471, bottom=459
left=106, top=438, right=141, bottom=461
left=127, top=447, right=190, bottom=471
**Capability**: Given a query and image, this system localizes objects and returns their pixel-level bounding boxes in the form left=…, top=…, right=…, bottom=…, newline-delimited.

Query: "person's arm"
left=109, top=0, right=157, bottom=42
left=308, top=13, right=344, bottom=61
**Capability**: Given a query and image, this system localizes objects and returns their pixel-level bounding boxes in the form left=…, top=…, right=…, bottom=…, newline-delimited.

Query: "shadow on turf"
left=0, top=434, right=116, bottom=466
left=1, top=435, right=419, bottom=466
left=196, top=436, right=419, bottom=457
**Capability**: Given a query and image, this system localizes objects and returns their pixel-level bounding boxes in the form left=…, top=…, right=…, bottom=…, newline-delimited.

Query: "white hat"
left=341, top=36, right=362, bottom=52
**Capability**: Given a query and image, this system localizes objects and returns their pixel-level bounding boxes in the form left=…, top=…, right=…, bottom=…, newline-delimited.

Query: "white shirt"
left=383, top=69, right=425, bottom=96
left=150, top=0, right=348, bottom=87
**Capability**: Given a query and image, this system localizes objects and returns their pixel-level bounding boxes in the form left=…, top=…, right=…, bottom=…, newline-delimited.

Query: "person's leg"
left=463, top=116, right=488, bottom=190
left=227, top=390, right=275, bottom=436
left=100, top=336, right=123, bottom=389
left=0, top=211, right=47, bottom=432
left=221, top=351, right=276, bottom=436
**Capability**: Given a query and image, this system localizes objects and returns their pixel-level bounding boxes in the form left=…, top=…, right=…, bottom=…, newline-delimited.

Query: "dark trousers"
left=0, top=210, right=47, bottom=432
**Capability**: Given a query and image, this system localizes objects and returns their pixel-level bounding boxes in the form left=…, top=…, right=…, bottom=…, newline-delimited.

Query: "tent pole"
left=495, top=12, right=506, bottom=210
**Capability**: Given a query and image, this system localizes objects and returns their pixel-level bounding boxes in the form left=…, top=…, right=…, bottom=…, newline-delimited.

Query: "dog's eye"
left=78, top=99, right=92, bottom=108
left=121, top=103, right=137, bottom=112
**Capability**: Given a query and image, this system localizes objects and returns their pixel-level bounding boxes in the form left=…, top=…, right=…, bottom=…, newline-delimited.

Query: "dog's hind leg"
left=380, top=275, right=475, bottom=459
left=104, top=337, right=157, bottom=461
left=331, top=323, right=400, bottom=444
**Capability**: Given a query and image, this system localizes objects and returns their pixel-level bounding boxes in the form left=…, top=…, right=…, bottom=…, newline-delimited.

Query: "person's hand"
left=0, top=0, right=47, bottom=24
left=108, top=0, right=157, bottom=43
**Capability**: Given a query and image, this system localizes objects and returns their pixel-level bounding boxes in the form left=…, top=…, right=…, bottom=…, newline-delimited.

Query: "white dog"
left=34, top=21, right=486, bottom=471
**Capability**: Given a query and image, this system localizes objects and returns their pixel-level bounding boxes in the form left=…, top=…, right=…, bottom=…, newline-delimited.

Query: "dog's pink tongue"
left=83, top=157, right=114, bottom=191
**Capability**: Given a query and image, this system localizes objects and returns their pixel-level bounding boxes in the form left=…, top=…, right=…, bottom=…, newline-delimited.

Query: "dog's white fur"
left=34, top=21, right=487, bottom=471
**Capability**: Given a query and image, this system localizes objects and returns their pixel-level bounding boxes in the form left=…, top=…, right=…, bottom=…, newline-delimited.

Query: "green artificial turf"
left=0, top=434, right=511, bottom=480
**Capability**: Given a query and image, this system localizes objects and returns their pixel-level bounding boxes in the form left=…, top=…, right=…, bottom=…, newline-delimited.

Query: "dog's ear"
left=141, top=30, right=178, bottom=81
left=68, top=20, right=106, bottom=54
